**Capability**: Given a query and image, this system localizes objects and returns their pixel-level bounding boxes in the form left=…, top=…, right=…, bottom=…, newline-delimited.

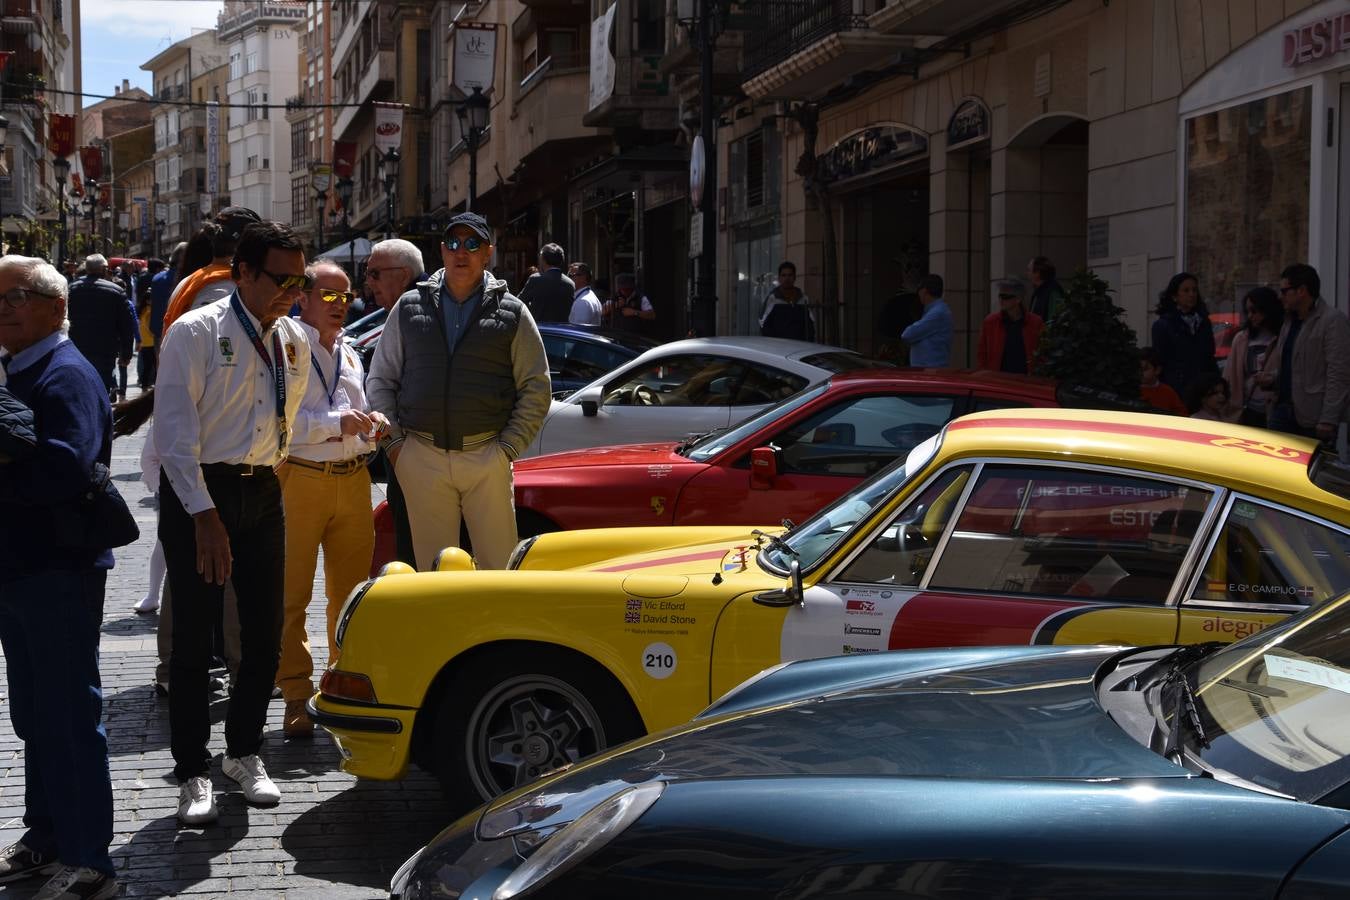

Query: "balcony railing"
left=519, top=50, right=588, bottom=94
left=741, top=0, right=874, bottom=80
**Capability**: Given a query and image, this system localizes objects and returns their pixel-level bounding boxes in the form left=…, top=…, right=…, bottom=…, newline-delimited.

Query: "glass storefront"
left=1184, top=87, right=1312, bottom=313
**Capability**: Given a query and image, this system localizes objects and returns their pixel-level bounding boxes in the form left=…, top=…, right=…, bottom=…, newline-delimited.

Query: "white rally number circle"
left=641, top=642, right=677, bottom=679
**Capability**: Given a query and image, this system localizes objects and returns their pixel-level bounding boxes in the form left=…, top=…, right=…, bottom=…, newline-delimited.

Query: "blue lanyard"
left=229, top=293, right=289, bottom=452
left=310, top=346, right=343, bottom=407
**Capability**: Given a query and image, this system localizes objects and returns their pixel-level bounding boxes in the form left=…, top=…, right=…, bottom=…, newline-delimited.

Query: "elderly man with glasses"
left=0, top=258, right=119, bottom=898
left=274, top=261, right=385, bottom=737
left=367, top=212, right=550, bottom=571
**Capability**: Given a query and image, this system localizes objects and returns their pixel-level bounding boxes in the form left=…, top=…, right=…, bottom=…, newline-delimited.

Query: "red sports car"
left=372, top=370, right=1061, bottom=569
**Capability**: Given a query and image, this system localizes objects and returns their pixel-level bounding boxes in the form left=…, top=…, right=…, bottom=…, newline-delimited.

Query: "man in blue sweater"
left=0, top=256, right=117, bottom=899
left=901, top=273, right=954, bottom=367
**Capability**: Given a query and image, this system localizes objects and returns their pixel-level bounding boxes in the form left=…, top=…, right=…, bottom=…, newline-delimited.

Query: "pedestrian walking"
left=567, top=262, right=602, bottom=326
left=0, top=256, right=119, bottom=899
left=976, top=277, right=1043, bottom=374
left=66, top=254, right=136, bottom=402
left=1151, top=272, right=1217, bottom=397
left=154, top=221, right=311, bottom=825
left=149, top=244, right=184, bottom=346
left=367, top=212, right=551, bottom=571
left=1139, top=347, right=1188, bottom=416
left=518, top=243, right=575, bottom=323
left=603, top=273, right=655, bottom=335
left=758, top=261, right=815, bottom=341
left=1256, top=264, right=1350, bottom=441
left=901, top=274, right=953, bottom=367
left=163, top=208, right=262, bottom=330
left=1222, top=286, right=1282, bottom=427
left=276, top=261, right=382, bottom=738
left=135, top=291, right=157, bottom=389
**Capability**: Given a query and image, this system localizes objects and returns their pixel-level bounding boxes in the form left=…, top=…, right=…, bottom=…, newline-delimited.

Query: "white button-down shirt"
left=289, top=319, right=372, bottom=463
left=154, top=294, right=309, bottom=514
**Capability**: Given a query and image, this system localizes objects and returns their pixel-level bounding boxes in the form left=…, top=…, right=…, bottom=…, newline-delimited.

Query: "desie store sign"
left=1283, top=12, right=1350, bottom=67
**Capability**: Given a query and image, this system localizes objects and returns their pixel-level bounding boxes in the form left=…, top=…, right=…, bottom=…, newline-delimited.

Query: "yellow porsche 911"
left=309, top=409, right=1350, bottom=810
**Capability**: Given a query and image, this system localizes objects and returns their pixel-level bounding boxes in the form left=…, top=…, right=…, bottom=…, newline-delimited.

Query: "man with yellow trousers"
left=276, top=261, right=385, bottom=737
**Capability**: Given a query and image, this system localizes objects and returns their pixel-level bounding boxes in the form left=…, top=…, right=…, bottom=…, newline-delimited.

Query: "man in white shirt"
left=567, top=262, right=602, bottom=326
left=154, top=221, right=311, bottom=826
left=275, top=261, right=384, bottom=738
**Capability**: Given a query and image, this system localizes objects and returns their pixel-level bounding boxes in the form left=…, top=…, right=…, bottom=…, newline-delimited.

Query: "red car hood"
left=514, top=442, right=687, bottom=471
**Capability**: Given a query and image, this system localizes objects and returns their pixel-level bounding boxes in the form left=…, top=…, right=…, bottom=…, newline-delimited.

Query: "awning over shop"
left=317, top=237, right=373, bottom=261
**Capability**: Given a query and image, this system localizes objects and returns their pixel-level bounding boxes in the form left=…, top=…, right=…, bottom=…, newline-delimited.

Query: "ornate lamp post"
left=378, top=147, right=400, bottom=239
left=0, top=113, right=8, bottom=257
left=52, top=155, right=70, bottom=267
left=336, top=175, right=354, bottom=278
left=676, top=0, right=724, bottom=337
left=455, top=87, right=489, bottom=211
left=315, top=188, right=327, bottom=251
left=81, top=178, right=97, bottom=255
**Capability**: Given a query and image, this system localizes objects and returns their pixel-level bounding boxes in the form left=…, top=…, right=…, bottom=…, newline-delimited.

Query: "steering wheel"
left=633, top=384, right=660, bottom=407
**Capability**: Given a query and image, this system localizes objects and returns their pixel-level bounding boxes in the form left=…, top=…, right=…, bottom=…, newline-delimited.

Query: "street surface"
left=0, top=394, right=446, bottom=898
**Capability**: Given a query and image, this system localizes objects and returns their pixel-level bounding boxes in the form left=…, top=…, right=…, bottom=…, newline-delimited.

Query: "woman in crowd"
left=1222, top=286, right=1283, bottom=428
left=1151, top=272, right=1217, bottom=397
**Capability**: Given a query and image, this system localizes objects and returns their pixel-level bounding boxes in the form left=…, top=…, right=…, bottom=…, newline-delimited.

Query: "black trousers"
left=159, top=467, right=285, bottom=783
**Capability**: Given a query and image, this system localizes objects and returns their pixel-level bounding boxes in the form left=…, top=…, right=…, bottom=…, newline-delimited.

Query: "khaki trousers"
left=395, top=435, right=517, bottom=571
left=275, top=462, right=375, bottom=703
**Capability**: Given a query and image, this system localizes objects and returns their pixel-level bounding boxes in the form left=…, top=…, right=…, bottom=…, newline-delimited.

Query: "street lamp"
left=0, top=114, right=8, bottom=257
left=455, top=87, right=489, bottom=211
left=676, top=0, right=724, bottom=337
left=378, top=147, right=400, bottom=239
left=52, top=155, right=70, bottom=267
left=336, top=175, right=354, bottom=279
left=315, top=188, right=327, bottom=252
left=81, top=178, right=97, bottom=254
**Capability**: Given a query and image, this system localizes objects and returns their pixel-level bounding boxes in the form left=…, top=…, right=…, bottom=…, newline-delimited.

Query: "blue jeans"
left=0, top=570, right=113, bottom=876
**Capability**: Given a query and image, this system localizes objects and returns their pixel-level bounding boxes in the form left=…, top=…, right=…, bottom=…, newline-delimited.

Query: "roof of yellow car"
left=941, top=408, right=1347, bottom=522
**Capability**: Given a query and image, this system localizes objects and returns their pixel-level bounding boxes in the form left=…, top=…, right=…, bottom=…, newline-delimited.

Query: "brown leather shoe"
left=283, top=699, right=314, bottom=738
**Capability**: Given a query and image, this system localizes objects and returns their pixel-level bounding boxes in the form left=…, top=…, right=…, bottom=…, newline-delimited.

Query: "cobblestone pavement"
left=0, top=396, right=449, bottom=898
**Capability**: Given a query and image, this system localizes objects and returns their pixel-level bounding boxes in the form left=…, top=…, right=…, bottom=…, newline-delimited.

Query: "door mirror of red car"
left=750, top=446, right=778, bottom=490
left=577, top=386, right=602, bottom=417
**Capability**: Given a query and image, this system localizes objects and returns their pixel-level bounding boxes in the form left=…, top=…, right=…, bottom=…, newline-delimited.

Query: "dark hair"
left=177, top=224, right=219, bottom=286
left=1139, top=346, right=1163, bottom=368
left=616, top=272, right=636, bottom=289
left=778, top=261, right=796, bottom=276
left=919, top=274, right=944, bottom=298
left=1029, top=256, right=1056, bottom=282
left=1156, top=272, right=1206, bottom=317
left=570, top=261, right=592, bottom=280
left=1242, top=286, right=1283, bottom=336
left=231, top=221, right=304, bottom=280
left=539, top=243, right=565, bottom=268
left=1184, top=371, right=1228, bottom=414
left=1281, top=263, right=1320, bottom=299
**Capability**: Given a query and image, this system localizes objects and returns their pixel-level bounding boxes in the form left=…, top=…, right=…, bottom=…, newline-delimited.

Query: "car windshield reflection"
left=683, top=382, right=829, bottom=461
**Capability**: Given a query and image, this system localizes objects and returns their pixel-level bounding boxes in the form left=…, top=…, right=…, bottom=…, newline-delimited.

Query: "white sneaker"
left=132, top=594, right=160, bottom=614
left=32, top=865, right=117, bottom=900
left=177, top=776, right=218, bottom=825
left=223, top=754, right=281, bottom=805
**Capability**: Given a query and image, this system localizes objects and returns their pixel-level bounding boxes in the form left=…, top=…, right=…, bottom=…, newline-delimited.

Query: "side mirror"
left=753, top=558, right=804, bottom=608
left=577, top=386, right=602, bottom=417
left=749, top=446, right=778, bottom=490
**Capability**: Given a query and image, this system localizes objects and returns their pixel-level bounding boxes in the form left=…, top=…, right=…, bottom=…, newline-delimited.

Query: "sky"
left=80, top=0, right=224, bottom=102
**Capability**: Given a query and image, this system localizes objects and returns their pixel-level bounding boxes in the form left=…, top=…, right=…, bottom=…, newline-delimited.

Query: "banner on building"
left=48, top=114, right=75, bottom=158
left=452, top=22, right=496, bottom=94
left=70, top=174, right=84, bottom=197
left=98, top=183, right=111, bottom=207
left=373, top=103, right=404, bottom=154
left=134, top=196, right=149, bottom=242
left=78, top=146, right=103, bottom=182
left=588, top=5, right=617, bottom=112
left=206, top=102, right=220, bottom=195
left=332, top=141, right=357, bottom=180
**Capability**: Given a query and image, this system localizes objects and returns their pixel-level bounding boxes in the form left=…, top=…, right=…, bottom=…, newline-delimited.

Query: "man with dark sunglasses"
left=275, top=261, right=384, bottom=738
left=367, top=212, right=550, bottom=570
left=154, top=221, right=311, bottom=825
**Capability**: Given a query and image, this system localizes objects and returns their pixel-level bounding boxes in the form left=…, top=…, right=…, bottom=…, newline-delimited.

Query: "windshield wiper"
left=674, top=427, right=723, bottom=455
left=1161, top=662, right=1211, bottom=763
left=751, top=528, right=796, bottom=559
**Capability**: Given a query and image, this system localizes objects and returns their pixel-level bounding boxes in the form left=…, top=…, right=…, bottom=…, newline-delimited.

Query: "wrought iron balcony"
left=740, top=0, right=874, bottom=81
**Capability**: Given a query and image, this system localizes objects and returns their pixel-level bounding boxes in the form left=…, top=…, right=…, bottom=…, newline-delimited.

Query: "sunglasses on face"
left=0, top=287, right=60, bottom=308
left=365, top=265, right=406, bottom=282
left=445, top=236, right=486, bottom=252
left=260, top=269, right=314, bottom=292
left=318, top=289, right=355, bottom=304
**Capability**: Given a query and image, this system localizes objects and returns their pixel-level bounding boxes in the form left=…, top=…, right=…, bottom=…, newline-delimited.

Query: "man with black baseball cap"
left=367, top=212, right=550, bottom=570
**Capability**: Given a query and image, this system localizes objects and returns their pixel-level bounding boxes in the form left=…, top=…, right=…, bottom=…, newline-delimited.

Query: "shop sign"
left=689, top=135, right=705, bottom=211
left=817, top=123, right=928, bottom=185
left=453, top=22, right=497, bottom=94
left=1283, top=12, right=1350, bottom=67
left=689, top=211, right=703, bottom=258
left=311, top=163, right=332, bottom=193
left=946, top=98, right=990, bottom=151
left=205, top=102, right=220, bottom=195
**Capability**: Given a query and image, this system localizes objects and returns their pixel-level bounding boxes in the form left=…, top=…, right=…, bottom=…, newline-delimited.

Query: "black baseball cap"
left=444, top=212, right=493, bottom=245
left=215, top=206, right=262, bottom=241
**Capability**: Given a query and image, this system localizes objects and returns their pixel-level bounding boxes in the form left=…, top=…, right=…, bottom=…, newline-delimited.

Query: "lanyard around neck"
left=230, top=293, right=289, bottom=452
left=310, top=344, right=343, bottom=408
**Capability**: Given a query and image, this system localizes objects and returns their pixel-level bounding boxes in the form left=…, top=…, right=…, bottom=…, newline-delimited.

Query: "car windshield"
left=760, top=432, right=942, bottom=572
left=683, top=382, right=830, bottom=461
left=798, top=351, right=895, bottom=373
left=1182, top=593, right=1350, bottom=801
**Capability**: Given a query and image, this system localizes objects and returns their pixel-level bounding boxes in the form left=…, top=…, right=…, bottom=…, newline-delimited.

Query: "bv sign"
left=1283, top=12, right=1350, bottom=67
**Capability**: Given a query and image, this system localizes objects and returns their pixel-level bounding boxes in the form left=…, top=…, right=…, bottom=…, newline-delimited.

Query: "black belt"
left=201, top=462, right=275, bottom=478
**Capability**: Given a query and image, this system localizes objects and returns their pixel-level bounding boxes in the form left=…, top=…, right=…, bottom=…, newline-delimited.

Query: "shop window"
left=1184, top=87, right=1311, bottom=310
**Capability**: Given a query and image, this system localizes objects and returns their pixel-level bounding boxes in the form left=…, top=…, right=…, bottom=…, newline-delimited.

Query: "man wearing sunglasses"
left=367, top=212, right=550, bottom=571
left=154, top=222, right=311, bottom=825
left=275, top=261, right=386, bottom=738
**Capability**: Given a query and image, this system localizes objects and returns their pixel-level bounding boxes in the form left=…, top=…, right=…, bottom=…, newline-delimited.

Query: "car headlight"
left=334, top=579, right=373, bottom=649
left=490, top=782, right=664, bottom=899
left=506, top=535, right=538, bottom=570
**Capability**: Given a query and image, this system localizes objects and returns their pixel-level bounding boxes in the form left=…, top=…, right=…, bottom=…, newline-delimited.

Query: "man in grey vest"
left=366, top=212, right=550, bottom=570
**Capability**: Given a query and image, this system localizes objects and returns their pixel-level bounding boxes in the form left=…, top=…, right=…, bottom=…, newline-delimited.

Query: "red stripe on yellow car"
left=594, top=549, right=728, bottom=573
left=888, top=593, right=1085, bottom=650
left=947, top=417, right=1311, bottom=464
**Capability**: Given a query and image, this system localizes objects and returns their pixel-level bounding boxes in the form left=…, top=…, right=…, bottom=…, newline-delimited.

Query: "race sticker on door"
left=642, top=642, right=677, bottom=679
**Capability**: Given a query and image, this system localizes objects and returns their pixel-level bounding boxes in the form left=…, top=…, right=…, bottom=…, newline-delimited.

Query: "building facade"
left=284, top=0, right=335, bottom=254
